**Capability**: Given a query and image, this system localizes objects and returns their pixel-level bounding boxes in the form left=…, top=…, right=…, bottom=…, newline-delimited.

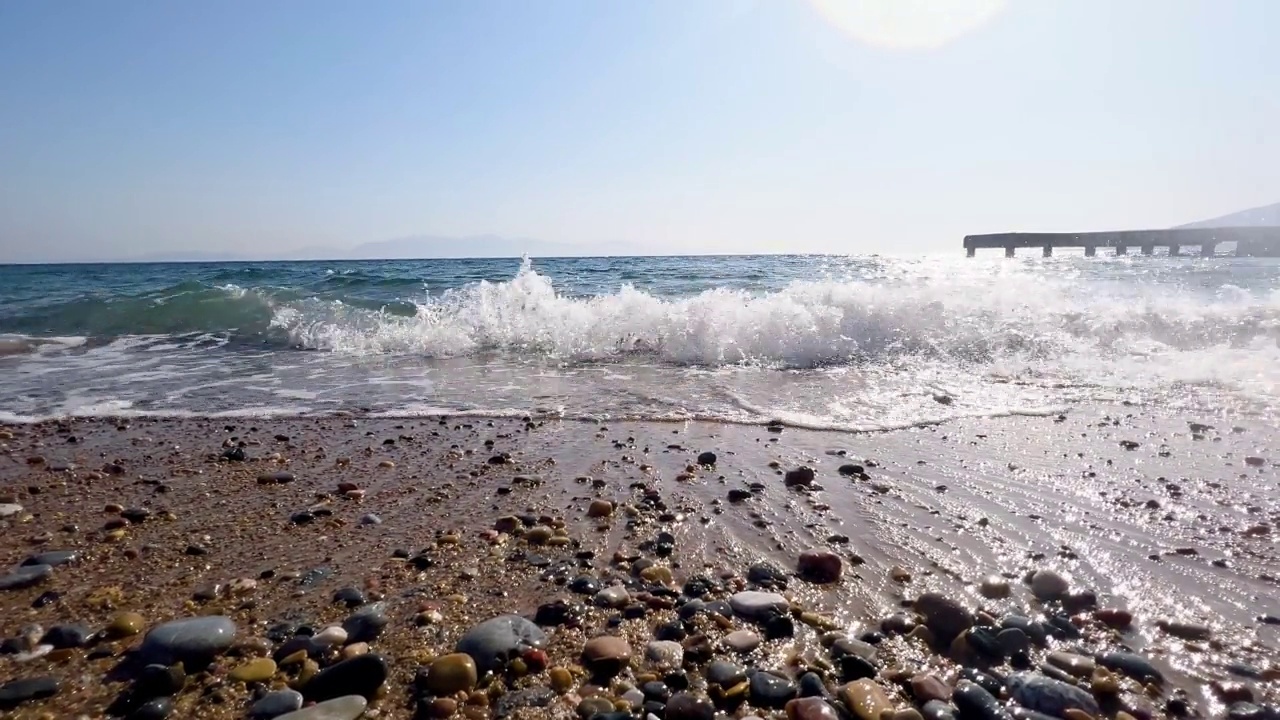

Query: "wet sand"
left=0, top=407, right=1277, bottom=718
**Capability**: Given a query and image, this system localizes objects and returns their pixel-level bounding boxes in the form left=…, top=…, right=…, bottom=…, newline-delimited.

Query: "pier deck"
left=964, top=227, right=1280, bottom=257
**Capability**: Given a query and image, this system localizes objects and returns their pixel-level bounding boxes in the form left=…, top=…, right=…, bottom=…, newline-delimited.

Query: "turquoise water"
left=3, top=254, right=1280, bottom=426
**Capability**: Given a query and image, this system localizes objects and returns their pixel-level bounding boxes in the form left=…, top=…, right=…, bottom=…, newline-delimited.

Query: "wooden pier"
left=964, top=227, right=1280, bottom=257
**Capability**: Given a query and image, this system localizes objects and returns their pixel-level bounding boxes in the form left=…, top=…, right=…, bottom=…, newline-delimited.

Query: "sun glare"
left=808, top=0, right=1007, bottom=50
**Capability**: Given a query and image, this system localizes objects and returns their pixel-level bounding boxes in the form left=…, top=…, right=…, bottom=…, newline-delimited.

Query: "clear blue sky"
left=1, top=0, right=1276, bottom=261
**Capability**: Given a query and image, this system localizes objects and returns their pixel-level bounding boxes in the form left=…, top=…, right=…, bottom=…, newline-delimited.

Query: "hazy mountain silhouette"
left=1179, top=201, right=1280, bottom=229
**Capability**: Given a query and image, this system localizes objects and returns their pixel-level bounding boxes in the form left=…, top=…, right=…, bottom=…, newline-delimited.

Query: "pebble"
left=342, top=603, right=388, bottom=642
left=797, top=551, right=843, bottom=583
left=750, top=670, right=798, bottom=708
left=1008, top=672, right=1100, bottom=718
left=783, top=696, right=844, bottom=717
left=582, top=635, right=632, bottom=677
left=665, top=692, right=715, bottom=720
left=0, top=676, right=58, bottom=709
left=549, top=667, right=574, bottom=693
left=455, top=614, right=548, bottom=674
left=953, top=680, right=1010, bottom=720
left=747, top=562, right=789, bottom=590
left=1029, top=569, right=1070, bottom=601
left=424, top=653, right=479, bottom=694
left=839, top=678, right=892, bottom=720
left=230, top=657, right=277, bottom=683
left=587, top=500, right=615, bottom=518
left=722, top=629, right=761, bottom=654
left=595, top=585, right=630, bottom=608
left=911, top=674, right=951, bottom=704
left=276, top=695, right=368, bottom=720
left=785, top=467, right=816, bottom=487
left=1047, top=651, right=1096, bottom=678
left=107, top=611, right=147, bottom=638
left=0, top=564, right=52, bottom=591
left=139, top=615, right=237, bottom=667
left=1157, top=619, right=1212, bottom=641
left=303, top=654, right=388, bottom=702
left=23, top=550, right=78, bottom=567
left=980, top=575, right=1011, bottom=599
left=1098, top=651, right=1163, bottom=682
left=312, top=625, right=349, bottom=647
left=645, top=640, right=684, bottom=670
left=729, top=591, right=790, bottom=621
left=914, top=593, right=975, bottom=643
left=0, top=503, right=23, bottom=518
left=250, top=689, right=304, bottom=718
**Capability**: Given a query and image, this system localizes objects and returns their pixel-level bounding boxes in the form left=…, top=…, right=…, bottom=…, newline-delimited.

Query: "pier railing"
left=963, top=227, right=1280, bottom=257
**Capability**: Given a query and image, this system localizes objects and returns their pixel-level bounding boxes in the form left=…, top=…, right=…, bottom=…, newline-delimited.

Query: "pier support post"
left=1005, top=246, right=1015, bottom=258
left=1042, top=245, right=1052, bottom=257
left=1084, top=245, right=1096, bottom=257
left=966, top=247, right=975, bottom=258
left=1200, top=243, right=1216, bottom=257
left=1170, top=245, right=1182, bottom=257
left=1141, top=245, right=1154, bottom=255
left=1115, top=245, right=1128, bottom=256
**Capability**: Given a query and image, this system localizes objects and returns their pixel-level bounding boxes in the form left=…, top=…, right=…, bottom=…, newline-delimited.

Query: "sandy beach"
left=1, top=408, right=1277, bottom=719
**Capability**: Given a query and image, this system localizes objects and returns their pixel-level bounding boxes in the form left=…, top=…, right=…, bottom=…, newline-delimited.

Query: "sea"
left=2, top=253, right=1280, bottom=429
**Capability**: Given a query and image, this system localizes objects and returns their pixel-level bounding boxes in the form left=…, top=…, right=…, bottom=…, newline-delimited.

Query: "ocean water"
left=3, top=254, right=1280, bottom=428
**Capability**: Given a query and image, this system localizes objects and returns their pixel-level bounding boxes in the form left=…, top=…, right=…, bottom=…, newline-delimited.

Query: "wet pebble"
left=250, top=689, right=304, bottom=718
left=139, top=616, right=237, bottom=667
left=665, top=692, right=716, bottom=720
left=276, top=695, right=368, bottom=720
left=914, top=592, right=974, bottom=643
left=1029, top=569, right=1070, bottom=601
left=1007, top=672, right=1100, bottom=718
left=0, top=676, right=58, bottom=709
left=0, top=564, right=52, bottom=591
left=302, top=654, right=388, bottom=702
left=423, top=653, right=478, bottom=694
left=455, top=614, right=548, bottom=674
left=797, top=551, right=843, bottom=583
left=582, top=635, right=631, bottom=678
left=729, top=590, right=789, bottom=621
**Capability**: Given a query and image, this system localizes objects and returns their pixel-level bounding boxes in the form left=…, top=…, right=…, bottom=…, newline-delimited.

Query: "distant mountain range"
left=124, top=234, right=641, bottom=263
left=1178, top=201, right=1280, bottom=229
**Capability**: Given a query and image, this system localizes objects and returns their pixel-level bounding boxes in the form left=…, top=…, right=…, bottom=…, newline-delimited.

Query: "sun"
left=808, top=0, right=1008, bottom=50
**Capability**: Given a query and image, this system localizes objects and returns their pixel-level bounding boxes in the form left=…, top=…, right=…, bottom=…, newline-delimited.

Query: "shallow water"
left=4, top=254, right=1280, bottom=428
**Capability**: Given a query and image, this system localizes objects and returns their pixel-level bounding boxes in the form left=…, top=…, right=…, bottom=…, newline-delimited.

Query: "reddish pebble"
left=522, top=648, right=548, bottom=672
left=1093, top=608, right=1133, bottom=628
left=337, top=482, right=359, bottom=493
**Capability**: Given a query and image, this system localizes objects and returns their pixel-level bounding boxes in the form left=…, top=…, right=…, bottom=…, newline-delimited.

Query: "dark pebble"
left=302, top=653, right=388, bottom=702
left=129, top=697, right=173, bottom=720
left=0, top=676, right=59, bottom=709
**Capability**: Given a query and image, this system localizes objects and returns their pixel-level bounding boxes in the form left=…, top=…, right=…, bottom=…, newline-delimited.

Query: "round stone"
left=456, top=615, right=548, bottom=674
left=581, top=635, right=631, bottom=678
left=1029, top=569, right=1070, bottom=601
left=230, top=658, right=277, bottom=683
left=302, top=654, right=388, bottom=702
left=697, top=451, right=717, bottom=466
left=0, top=564, right=52, bottom=591
left=666, top=692, right=715, bottom=720
left=729, top=591, right=789, bottom=621
left=140, top=616, right=237, bottom=667
left=797, top=551, right=843, bottom=583
left=275, top=695, right=368, bottom=720
left=549, top=667, right=574, bottom=693
left=787, top=697, right=840, bottom=720
left=107, top=611, right=147, bottom=638
left=645, top=640, right=683, bottom=670
left=722, top=630, right=761, bottom=654
left=979, top=575, right=1011, bottom=599
left=913, top=593, right=974, bottom=643
left=587, top=500, right=614, bottom=518
left=249, top=689, right=304, bottom=718
left=424, top=653, right=478, bottom=695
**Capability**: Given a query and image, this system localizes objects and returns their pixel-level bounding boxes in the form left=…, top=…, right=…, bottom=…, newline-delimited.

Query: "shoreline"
left=0, top=410, right=1277, bottom=718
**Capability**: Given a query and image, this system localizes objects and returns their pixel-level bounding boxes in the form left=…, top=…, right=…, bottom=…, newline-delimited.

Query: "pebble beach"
left=0, top=409, right=1277, bottom=720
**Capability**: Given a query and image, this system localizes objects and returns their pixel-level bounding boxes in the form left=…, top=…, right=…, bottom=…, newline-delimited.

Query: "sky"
left=0, top=0, right=1277, bottom=262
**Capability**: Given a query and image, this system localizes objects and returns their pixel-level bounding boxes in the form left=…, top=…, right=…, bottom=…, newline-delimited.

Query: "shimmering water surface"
left=3, top=254, right=1280, bottom=426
